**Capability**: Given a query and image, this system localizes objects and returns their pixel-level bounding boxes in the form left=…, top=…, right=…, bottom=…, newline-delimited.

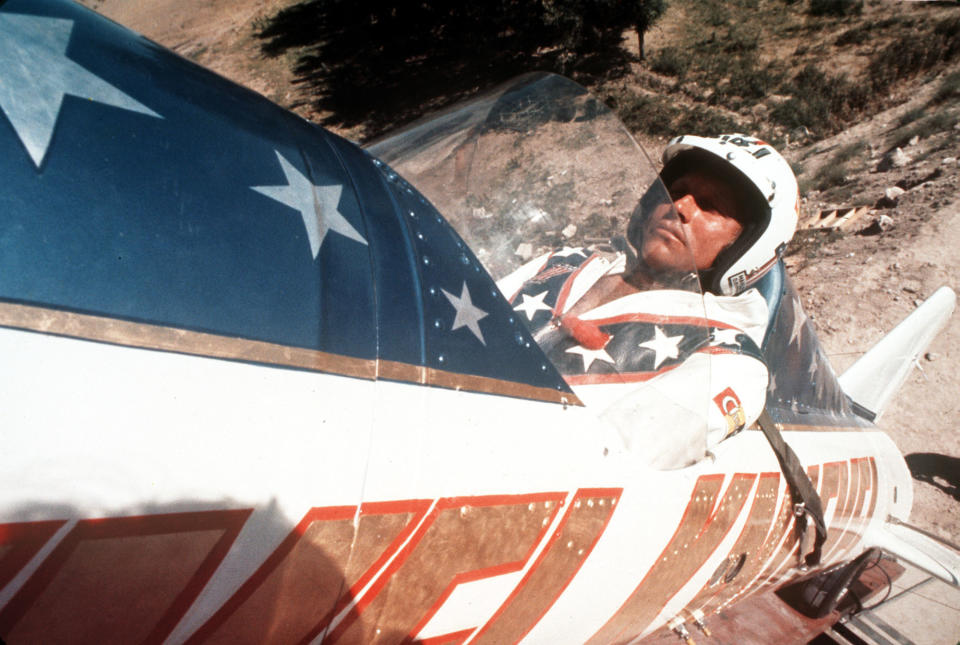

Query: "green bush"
left=610, top=91, right=678, bottom=135
left=812, top=164, right=849, bottom=191
left=808, top=140, right=865, bottom=191
left=650, top=47, right=691, bottom=77
left=726, top=61, right=781, bottom=100
left=690, top=2, right=731, bottom=28
left=673, top=105, right=743, bottom=135
left=832, top=140, right=866, bottom=165
left=869, top=17, right=960, bottom=93
left=608, top=90, right=743, bottom=137
left=722, top=25, right=760, bottom=54
left=889, top=112, right=959, bottom=150
left=772, top=64, right=867, bottom=133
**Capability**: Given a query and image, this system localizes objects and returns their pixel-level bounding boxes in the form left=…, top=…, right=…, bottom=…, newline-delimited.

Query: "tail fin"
left=838, top=286, right=956, bottom=421
left=866, top=516, right=960, bottom=586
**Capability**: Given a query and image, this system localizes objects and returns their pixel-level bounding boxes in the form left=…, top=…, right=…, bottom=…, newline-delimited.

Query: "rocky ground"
left=789, top=112, right=960, bottom=543
left=77, top=0, right=960, bottom=543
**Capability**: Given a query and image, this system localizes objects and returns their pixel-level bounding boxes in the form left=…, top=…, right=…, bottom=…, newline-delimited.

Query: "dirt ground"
left=76, top=0, right=960, bottom=544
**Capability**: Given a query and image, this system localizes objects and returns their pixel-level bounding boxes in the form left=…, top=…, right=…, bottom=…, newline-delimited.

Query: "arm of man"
left=591, top=289, right=771, bottom=469
left=597, top=350, right=768, bottom=469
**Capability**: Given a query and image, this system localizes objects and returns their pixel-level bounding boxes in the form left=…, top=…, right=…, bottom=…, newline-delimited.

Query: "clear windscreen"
left=366, top=73, right=701, bottom=289
left=368, top=73, right=721, bottom=469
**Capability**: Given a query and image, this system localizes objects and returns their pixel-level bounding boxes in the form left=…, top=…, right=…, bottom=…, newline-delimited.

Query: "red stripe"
left=418, top=627, right=475, bottom=645
left=405, top=493, right=565, bottom=639
left=0, top=521, right=67, bottom=592
left=583, top=312, right=736, bottom=329
left=554, top=254, right=600, bottom=314
left=327, top=492, right=564, bottom=643
left=0, top=510, right=250, bottom=645
left=473, top=488, right=621, bottom=644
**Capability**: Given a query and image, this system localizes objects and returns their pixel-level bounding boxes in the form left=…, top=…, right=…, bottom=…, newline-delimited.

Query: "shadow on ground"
left=255, top=0, right=634, bottom=140
left=905, top=452, right=960, bottom=501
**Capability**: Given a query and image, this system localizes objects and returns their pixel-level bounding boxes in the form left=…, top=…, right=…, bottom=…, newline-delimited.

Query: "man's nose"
left=673, top=194, right=698, bottom=223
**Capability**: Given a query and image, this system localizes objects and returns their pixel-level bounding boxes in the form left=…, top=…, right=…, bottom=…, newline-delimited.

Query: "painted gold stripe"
left=0, top=301, right=376, bottom=379
left=0, top=301, right=579, bottom=406
left=378, top=359, right=426, bottom=384
left=426, top=367, right=580, bottom=406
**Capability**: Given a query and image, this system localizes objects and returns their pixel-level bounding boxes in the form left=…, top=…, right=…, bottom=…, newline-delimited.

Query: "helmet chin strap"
left=698, top=266, right=719, bottom=294
left=700, top=237, right=742, bottom=295
left=625, top=262, right=700, bottom=294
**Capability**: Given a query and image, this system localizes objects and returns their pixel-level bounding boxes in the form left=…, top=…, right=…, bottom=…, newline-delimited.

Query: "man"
left=497, top=134, right=799, bottom=468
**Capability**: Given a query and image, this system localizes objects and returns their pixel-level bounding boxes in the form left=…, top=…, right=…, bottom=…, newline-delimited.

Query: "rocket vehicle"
left=0, top=1, right=957, bottom=642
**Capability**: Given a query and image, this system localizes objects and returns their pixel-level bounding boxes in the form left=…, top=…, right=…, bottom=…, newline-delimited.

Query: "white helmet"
left=661, top=134, right=799, bottom=296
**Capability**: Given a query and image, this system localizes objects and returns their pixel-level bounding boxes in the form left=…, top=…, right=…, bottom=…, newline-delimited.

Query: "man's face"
left=641, top=169, right=745, bottom=274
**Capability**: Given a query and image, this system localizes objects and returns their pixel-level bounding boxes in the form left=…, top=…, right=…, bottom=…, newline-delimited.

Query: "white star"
left=815, top=374, right=826, bottom=400
left=808, top=352, right=819, bottom=378
left=552, top=246, right=587, bottom=259
left=0, top=14, right=161, bottom=168
left=566, top=344, right=616, bottom=371
left=638, top=326, right=683, bottom=369
left=252, top=150, right=367, bottom=259
left=789, top=298, right=807, bottom=348
left=712, top=328, right=742, bottom=346
left=442, top=282, right=488, bottom=345
left=513, top=290, right=552, bottom=320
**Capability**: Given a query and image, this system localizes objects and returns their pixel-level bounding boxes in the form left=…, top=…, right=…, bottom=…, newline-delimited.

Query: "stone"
left=925, top=352, right=939, bottom=362
left=877, top=147, right=911, bottom=172
left=875, top=186, right=906, bottom=208
left=885, top=186, right=906, bottom=200
left=515, top=242, right=534, bottom=261
left=561, top=224, right=577, bottom=239
left=944, top=157, right=957, bottom=165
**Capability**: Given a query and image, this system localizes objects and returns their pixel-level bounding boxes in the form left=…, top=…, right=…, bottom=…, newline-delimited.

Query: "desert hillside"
left=77, top=0, right=960, bottom=542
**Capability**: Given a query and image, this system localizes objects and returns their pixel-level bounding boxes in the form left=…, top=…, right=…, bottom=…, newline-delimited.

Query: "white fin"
left=866, top=516, right=960, bottom=586
left=838, top=286, right=956, bottom=421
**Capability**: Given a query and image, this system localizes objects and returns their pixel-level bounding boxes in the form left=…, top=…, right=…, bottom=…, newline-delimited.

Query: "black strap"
left=757, top=409, right=827, bottom=568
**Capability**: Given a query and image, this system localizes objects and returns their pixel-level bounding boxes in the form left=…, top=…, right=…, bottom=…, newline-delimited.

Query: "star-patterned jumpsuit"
left=497, top=246, right=771, bottom=468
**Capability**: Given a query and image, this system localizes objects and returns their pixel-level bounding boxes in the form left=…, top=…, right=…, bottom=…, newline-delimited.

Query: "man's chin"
left=640, top=248, right=693, bottom=276
left=633, top=252, right=698, bottom=292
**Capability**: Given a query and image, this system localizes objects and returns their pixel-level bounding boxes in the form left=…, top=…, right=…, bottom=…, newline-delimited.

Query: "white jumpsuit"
left=498, top=247, right=770, bottom=469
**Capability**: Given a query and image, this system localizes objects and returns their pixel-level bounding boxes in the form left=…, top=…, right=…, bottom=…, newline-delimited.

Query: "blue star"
left=0, top=13, right=161, bottom=168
